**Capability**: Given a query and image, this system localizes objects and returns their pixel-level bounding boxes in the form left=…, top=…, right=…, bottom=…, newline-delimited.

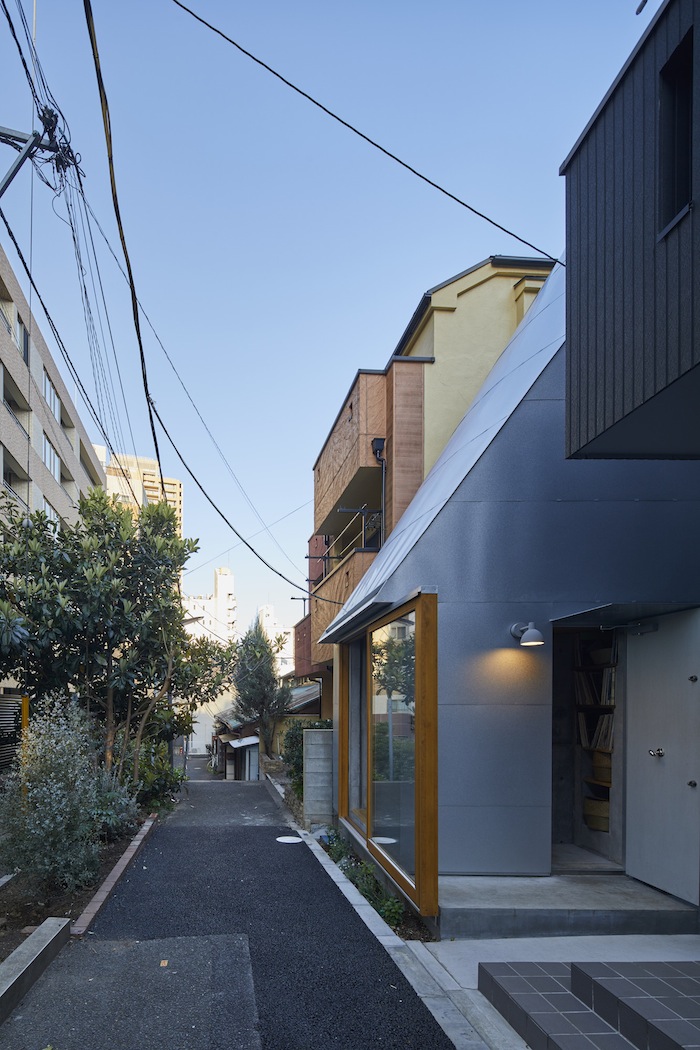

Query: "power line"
left=151, top=394, right=342, bottom=609
left=73, top=189, right=304, bottom=580
left=170, top=0, right=560, bottom=265
left=82, top=0, right=166, bottom=495
left=184, top=499, right=312, bottom=576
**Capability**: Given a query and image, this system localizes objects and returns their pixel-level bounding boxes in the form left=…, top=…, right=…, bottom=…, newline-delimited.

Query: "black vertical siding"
left=564, top=0, right=698, bottom=456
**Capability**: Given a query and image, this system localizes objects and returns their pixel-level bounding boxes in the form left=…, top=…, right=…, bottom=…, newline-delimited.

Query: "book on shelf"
left=590, top=713, right=614, bottom=751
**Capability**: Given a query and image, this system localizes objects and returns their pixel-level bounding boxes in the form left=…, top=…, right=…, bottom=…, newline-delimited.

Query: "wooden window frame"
left=337, top=592, right=437, bottom=916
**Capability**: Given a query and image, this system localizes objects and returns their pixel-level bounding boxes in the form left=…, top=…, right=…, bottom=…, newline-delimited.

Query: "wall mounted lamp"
left=371, top=437, right=385, bottom=461
left=510, top=621, right=545, bottom=647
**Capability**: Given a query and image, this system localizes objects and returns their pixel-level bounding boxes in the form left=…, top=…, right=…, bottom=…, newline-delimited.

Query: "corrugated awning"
left=227, top=735, right=259, bottom=750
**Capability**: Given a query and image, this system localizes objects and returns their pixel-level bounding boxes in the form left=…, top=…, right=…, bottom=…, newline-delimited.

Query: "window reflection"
left=370, top=611, right=416, bottom=879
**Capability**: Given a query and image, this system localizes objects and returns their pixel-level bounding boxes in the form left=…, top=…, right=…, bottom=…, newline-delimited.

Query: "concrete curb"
left=0, top=917, right=70, bottom=1025
left=71, top=813, right=158, bottom=936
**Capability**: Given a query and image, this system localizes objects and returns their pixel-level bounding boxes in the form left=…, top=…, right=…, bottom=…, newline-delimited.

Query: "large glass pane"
left=347, top=639, right=367, bottom=831
left=370, top=611, right=416, bottom=879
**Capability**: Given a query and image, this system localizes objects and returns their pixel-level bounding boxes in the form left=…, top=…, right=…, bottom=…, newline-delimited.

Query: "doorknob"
left=648, top=748, right=665, bottom=758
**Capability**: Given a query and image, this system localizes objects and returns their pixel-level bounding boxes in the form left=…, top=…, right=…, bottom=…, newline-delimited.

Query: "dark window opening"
left=659, top=29, right=693, bottom=231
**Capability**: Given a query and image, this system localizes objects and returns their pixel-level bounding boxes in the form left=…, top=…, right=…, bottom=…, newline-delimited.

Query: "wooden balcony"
left=314, top=371, right=385, bottom=536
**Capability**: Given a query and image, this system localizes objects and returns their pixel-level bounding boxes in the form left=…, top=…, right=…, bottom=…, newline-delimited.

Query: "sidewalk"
left=0, top=759, right=463, bottom=1050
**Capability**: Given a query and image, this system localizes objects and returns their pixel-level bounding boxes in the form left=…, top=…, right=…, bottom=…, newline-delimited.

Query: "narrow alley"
left=1, top=757, right=457, bottom=1050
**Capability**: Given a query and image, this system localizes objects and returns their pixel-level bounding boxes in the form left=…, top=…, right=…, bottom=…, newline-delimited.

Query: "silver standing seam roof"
left=320, top=258, right=566, bottom=642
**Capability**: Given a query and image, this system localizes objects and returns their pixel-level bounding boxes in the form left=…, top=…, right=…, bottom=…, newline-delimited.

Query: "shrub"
left=0, top=695, right=100, bottom=890
left=134, top=740, right=187, bottom=810
left=282, top=718, right=332, bottom=799
left=93, top=768, right=139, bottom=841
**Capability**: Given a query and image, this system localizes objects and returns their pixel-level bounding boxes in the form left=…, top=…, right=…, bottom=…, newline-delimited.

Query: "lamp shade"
left=510, top=621, right=545, bottom=646
left=520, top=622, right=544, bottom=646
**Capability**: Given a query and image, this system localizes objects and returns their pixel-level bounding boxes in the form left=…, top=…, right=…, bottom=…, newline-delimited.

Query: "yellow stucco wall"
left=406, top=263, right=551, bottom=476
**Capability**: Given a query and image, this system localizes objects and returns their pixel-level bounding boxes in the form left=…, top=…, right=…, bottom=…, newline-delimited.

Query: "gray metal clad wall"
left=564, top=0, right=698, bottom=458
left=368, top=348, right=700, bottom=874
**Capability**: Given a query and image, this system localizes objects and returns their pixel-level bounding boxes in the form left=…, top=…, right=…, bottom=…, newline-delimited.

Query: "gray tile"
left=619, top=996, right=679, bottom=1022
left=565, top=1011, right=618, bottom=1036
left=524, top=1015, right=549, bottom=1050
left=553, top=1037, right=598, bottom=1050
left=649, top=1018, right=700, bottom=1050
left=630, top=978, right=681, bottom=997
left=660, top=997, right=700, bottom=1020
left=587, top=1035, right=638, bottom=1049
left=618, top=1000, right=649, bottom=1050
left=512, top=992, right=558, bottom=1014
left=499, top=974, right=539, bottom=993
left=545, top=992, right=592, bottom=1013
left=509, top=961, right=549, bottom=976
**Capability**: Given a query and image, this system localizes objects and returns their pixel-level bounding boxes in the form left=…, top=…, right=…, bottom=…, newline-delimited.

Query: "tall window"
left=370, top=611, right=416, bottom=878
left=43, top=370, right=61, bottom=422
left=42, top=433, right=60, bottom=482
left=347, top=640, right=367, bottom=832
left=339, top=592, right=437, bottom=915
left=42, top=497, right=59, bottom=524
left=659, top=29, right=693, bottom=231
left=15, top=316, right=29, bottom=364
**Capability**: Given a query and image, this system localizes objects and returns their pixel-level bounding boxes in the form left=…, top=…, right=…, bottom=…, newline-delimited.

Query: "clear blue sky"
left=0, top=0, right=662, bottom=631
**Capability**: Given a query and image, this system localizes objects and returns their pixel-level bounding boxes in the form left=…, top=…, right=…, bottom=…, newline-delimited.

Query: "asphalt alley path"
left=1, top=763, right=455, bottom=1049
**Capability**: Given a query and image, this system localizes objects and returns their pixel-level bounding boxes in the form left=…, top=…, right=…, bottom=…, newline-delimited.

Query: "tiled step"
left=479, top=960, right=700, bottom=1050
left=478, top=961, right=635, bottom=1049
left=571, top=961, right=700, bottom=1050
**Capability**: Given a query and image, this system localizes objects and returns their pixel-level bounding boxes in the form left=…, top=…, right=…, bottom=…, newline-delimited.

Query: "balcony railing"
left=2, top=478, right=29, bottom=511
left=3, top=398, right=29, bottom=439
left=316, top=508, right=382, bottom=584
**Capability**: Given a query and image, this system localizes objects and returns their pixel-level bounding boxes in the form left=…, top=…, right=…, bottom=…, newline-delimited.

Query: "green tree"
left=233, top=617, right=291, bottom=756
left=0, top=488, right=236, bottom=783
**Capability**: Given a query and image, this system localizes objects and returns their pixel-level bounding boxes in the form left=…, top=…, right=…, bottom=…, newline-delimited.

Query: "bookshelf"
left=574, top=633, right=617, bottom=833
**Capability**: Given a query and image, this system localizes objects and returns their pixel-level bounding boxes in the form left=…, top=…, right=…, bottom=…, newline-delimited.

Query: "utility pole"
left=0, top=107, right=64, bottom=199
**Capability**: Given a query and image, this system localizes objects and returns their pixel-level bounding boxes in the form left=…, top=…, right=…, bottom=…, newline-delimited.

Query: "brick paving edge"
left=70, top=813, right=159, bottom=936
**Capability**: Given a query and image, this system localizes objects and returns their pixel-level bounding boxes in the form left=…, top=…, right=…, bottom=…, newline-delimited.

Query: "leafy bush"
left=93, top=768, right=139, bottom=841
left=282, top=718, right=333, bottom=799
left=134, top=740, right=187, bottom=810
left=0, top=695, right=100, bottom=890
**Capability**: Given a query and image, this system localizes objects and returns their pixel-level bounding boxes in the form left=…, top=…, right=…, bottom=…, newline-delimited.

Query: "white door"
left=626, top=609, right=700, bottom=904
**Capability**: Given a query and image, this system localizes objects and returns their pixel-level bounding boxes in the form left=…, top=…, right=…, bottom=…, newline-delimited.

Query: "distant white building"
left=183, top=567, right=237, bottom=644
left=182, top=567, right=237, bottom=755
left=256, top=604, right=294, bottom=679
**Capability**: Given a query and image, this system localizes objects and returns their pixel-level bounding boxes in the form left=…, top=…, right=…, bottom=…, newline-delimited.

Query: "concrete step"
left=438, top=875, right=700, bottom=940
left=478, top=959, right=700, bottom=1050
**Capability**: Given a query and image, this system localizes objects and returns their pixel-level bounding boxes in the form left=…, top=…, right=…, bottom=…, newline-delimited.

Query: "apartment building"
left=0, top=241, right=105, bottom=769
left=304, top=256, right=554, bottom=672
left=94, top=448, right=183, bottom=537
left=0, top=242, right=104, bottom=526
left=183, top=566, right=237, bottom=645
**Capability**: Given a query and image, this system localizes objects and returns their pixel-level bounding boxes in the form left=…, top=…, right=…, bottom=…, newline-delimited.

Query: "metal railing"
left=3, top=398, right=29, bottom=438
left=2, top=478, right=29, bottom=511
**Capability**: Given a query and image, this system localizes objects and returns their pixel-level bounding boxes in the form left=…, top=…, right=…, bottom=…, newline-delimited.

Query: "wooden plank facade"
left=561, top=0, right=700, bottom=459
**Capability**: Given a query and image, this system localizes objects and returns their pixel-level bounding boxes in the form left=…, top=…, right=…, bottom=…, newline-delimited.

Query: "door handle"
left=648, top=748, right=665, bottom=758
